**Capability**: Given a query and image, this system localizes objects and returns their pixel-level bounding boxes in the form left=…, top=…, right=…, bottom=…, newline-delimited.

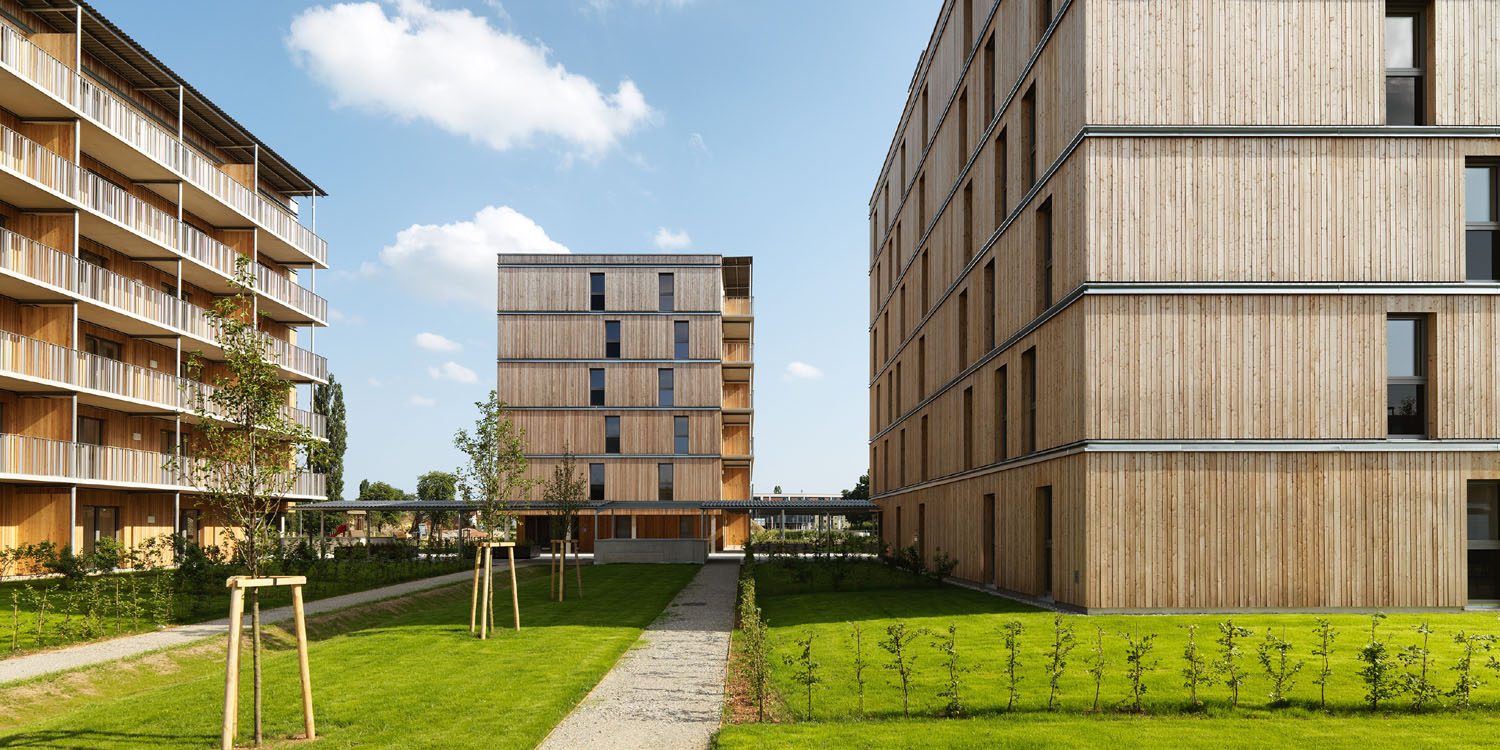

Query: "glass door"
left=1468, top=482, right=1500, bottom=604
left=82, top=505, right=119, bottom=555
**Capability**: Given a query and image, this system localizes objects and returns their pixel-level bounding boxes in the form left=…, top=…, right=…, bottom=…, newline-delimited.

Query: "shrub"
left=1085, top=625, right=1107, bottom=713
left=933, top=623, right=965, bottom=717
left=1397, top=621, right=1441, bottom=711
left=1180, top=623, right=1212, bottom=709
left=1000, top=620, right=1024, bottom=710
left=929, top=549, right=958, bottom=584
left=1044, top=614, right=1076, bottom=711
left=1449, top=630, right=1495, bottom=708
left=1215, top=620, right=1253, bottom=707
left=880, top=622, right=924, bottom=718
left=1358, top=613, right=1398, bottom=711
left=734, top=579, right=771, bottom=721
left=1257, top=629, right=1303, bottom=706
left=1310, top=618, right=1338, bottom=710
left=1119, top=629, right=1157, bottom=714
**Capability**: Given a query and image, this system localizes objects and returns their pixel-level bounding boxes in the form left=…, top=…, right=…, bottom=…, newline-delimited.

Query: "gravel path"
left=0, top=560, right=541, bottom=686
left=538, top=560, right=739, bottom=750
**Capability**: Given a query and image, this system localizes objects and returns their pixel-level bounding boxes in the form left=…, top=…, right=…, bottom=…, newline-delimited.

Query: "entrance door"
left=982, top=493, right=996, bottom=584
left=179, top=508, right=201, bottom=546
left=1469, top=481, right=1500, bottom=603
left=82, top=505, right=119, bottom=555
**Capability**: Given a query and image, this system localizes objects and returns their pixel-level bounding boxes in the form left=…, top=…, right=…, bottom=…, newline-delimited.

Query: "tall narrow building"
left=870, top=0, right=1500, bottom=610
left=497, top=254, right=752, bottom=555
left=0, top=1, right=330, bottom=563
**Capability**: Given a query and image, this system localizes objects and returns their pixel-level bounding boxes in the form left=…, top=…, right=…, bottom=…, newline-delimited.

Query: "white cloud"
left=785, top=361, right=824, bottom=381
left=288, top=0, right=654, bottom=156
left=428, top=361, right=479, bottom=384
left=380, top=205, right=568, bottom=310
left=587, top=0, right=696, bottom=13
left=415, top=332, right=462, bottom=352
left=688, top=132, right=708, bottom=155
left=367, top=377, right=383, bottom=388
left=652, top=227, right=692, bottom=251
left=410, top=394, right=436, bottom=407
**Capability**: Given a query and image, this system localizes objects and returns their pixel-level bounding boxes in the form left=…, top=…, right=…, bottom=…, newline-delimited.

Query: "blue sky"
left=98, top=0, right=937, bottom=496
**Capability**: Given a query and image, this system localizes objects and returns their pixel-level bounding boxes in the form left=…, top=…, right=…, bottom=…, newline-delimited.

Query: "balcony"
left=0, top=228, right=326, bottom=382
left=0, top=433, right=326, bottom=498
left=721, top=339, right=752, bottom=363
left=722, top=381, right=751, bottom=411
left=0, top=329, right=326, bottom=439
left=723, top=296, right=752, bottom=317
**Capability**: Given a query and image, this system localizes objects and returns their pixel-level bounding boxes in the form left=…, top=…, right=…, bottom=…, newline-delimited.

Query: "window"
left=917, top=174, right=927, bottom=232
left=921, top=249, right=930, bottom=313
left=996, top=365, right=1009, bottom=460
left=77, top=416, right=104, bottom=446
left=1038, top=485, right=1053, bottom=598
left=957, top=89, right=969, bottom=171
left=917, top=337, right=926, bottom=397
left=920, top=85, right=930, bottom=146
left=1037, top=199, right=1054, bottom=311
left=159, top=429, right=176, bottom=456
left=887, top=371, right=895, bottom=425
left=674, top=320, right=690, bottom=358
left=1467, top=163, right=1498, bottom=281
left=900, top=141, right=908, bottom=191
left=982, top=493, right=996, bottom=583
left=1469, top=481, right=1500, bottom=601
left=587, top=368, right=606, bottom=407
left=1387, top=316, right=1427, bottom=437
left=983, top=259, right=996, bottom=351
left=883, top=312, right=891, bottom=363
left=958, top=290, right=969, bottom=368
left=81, top=505, right=119, bottom=555
left=605, top=320, right=621, bottom=359
left=674, top=416, right=689, bottom=454
left=678, top=516, right=695, bottom=539
left=658, top=368, right=674, bottom=407
left=178, top=508, right=201, bottom=543
left=614, top=515, right=632, bottom=539
left=84, top=335, right=121, bottom=362
left=605, top=416, right=621, bottom=454
left=983, top=34, right=996, bottom=120
left=918, top=502, right=927, bottom=561
left=895, top=362, right=902, bottom=414
left=1022, top=347, right=1037, bottom=452
left=657, top=463, right=674, bottom=501
left=658, top=273, right=675, bottom=312
left=920, top=414, right=929, bottom=481
left=882, top=438, right=891, bottom=493
left=895, top=505, right=903, bottom=548
left=962, top=181, right=974, bottom=262
left=590, top=272, right=605, bottom=311
left=1022, top=85, right=1038, bottom=187
left=899, top=429, right=907, bottom=486
left=995, top=129, right=1009, bottom=225
left=960, top=0, right=972, bottom=49
left=963, top=386, right=974, bottom=470
left=589, top=463, right=605, bottom=501
left=1038, top=0, right=1054, bottom=44
left=1385, top=4, right=1427, bottom=126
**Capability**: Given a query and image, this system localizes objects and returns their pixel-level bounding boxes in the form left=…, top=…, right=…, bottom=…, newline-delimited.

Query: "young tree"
left=1310, top=618, right=1338, bottom=710
left=453, top=390, right=535, bottom=635
left=1001, top=620, right=1025, bottom=710
left=880, top=622, right=924, bottom=717
left=178, top=262, right=313, bottom=746
left=1045, top=614, right=1077, bottom=711
left=934, top=623, right=966, bottom=717
left=1397, top=621, right=1441, bottom=711
left=1257, top=629, right=1303, bottom=706
left=1449, top=630, right=1495, bottom=708
left=784, top=630, right=821, bottom=719
left=1120, top=629, right=1157, bottom=714
left=1086, top=625, right=1107, bottom=713
left=542, top=449, right=589, bottom=544
left=1215, top=620, right=1253, bottom=707
left=850, top=621, right=869, bottom=717
left=1181, top=623, right=1212, bottom=709
left=1358, top=613, right=1397, bottom=711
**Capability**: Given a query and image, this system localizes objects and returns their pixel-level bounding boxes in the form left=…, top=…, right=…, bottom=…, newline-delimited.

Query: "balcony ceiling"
left=19, top=0, right=326, bottom=198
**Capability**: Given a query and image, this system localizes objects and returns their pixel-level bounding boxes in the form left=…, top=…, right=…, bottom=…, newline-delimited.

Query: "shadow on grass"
left=0, top=728, right=214, bottom=748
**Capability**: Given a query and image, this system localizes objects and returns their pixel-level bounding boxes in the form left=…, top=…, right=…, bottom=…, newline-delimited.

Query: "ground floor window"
left=678, top=516, right=695, bottom=539
left=179, top=508, right=201, bottom=545
left=1469, top=481, right=1500, bottom=602
left=81, top=505, right=119, bottom=555
left=614, top=515, right=632, bottom=539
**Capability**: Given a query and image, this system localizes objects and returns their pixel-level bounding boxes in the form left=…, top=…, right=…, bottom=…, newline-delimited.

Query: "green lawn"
left=717, top=560, right=1500, bottom=749
left=1, top=556, right=472, bottom=656
left=0, top=563, right=698, bottom=749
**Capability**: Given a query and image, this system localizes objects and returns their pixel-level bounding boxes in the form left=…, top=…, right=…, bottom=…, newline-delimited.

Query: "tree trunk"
left=251, top=587, right=263, bottom=745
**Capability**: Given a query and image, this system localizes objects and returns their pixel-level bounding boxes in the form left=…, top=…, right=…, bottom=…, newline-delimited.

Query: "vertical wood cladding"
left=498, top=363, right=721, bottom=408
left=519, top=458, right=720, bottom=502
left=509, top=411, right=720, bottom=455
left=498, top=314, right=720, bottom=359
left=498, top=265, right=721, bottom=312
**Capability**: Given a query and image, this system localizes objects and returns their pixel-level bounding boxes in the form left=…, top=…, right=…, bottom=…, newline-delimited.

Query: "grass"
left=1, top=556, right=472, bottom=656
left=717, top=559, right=1500, bottom=749
left=0, top=562, right=699, bottom=749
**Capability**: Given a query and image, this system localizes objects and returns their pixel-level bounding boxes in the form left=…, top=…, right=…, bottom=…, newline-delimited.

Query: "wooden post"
left=508, top=544, right=520, bottom=631
left=291, top=585, right=315, bottom=740
left=479, top=545, right=492, bottom=639
left=221, top=586, right=244, bottom=750
left=469, top=544, right=483, bottom=634
left=573, top=539, right=583, bottom=598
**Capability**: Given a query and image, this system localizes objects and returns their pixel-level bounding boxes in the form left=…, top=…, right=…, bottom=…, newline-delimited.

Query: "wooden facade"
left=0, top=1, right=330, bottom=568
left=498, top=254, right=754, bottom=552
left=870, top=0, right=1500, bottom=610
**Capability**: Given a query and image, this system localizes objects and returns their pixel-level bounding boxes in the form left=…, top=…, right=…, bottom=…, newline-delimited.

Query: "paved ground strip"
left=0, top=560, right=542, bottom=686
left=538, top=560, right=739, bottom=750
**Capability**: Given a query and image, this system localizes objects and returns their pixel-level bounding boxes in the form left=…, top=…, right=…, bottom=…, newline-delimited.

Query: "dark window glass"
left=1022, top=347, right=1037, bottom=452
left=605, top=416, right=621, bottom=454
left=1023, top=86, right=1037, bottom=187
left=1467, top=481, right=1500, bottom=601
left=1467, top=167, right=1495, bottom=223
left=614, top=515, right=632, bottom=539
left=659, top=273, right=675, bottom=312
left=674, top=321, right=690, bottom=359
left=658, top=368, right=674, bottom=406
left=657, top=463, right=673, bottom=501
left=590, top=272, right=605, bottom=311
left=1039, top=485, right=1053, bottom=598
left=674, top=416, right=689, bottom=454
left=1385, top=78, right=1419, bottom=125
left=589, top=368, right=605, bottom=406
left=589, top=463, right=605, bottom=501
left=605, top=320, right=621, bottom=359
left=1467, top=166, right=1498, bottom=281
left=1037, top=200, right=1053, bottom=311
left=1387, top=316, right=1427, bottom=437
left=1384, top=10, right=1425, bottom=125
left=678, top=516, right=694, bottom=538
left=1466, top=231, right=1496, bottom=281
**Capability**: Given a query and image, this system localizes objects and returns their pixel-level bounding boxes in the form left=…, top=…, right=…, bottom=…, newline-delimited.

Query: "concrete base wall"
left=595, top=538, right=708, bottom=564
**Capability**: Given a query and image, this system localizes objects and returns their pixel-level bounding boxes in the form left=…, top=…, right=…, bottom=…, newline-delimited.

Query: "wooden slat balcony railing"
left=723, top=296, right=752, bottom=316
left=722, top=339, right=752, bottom=362
left=722, top=382, right=751, bottom=410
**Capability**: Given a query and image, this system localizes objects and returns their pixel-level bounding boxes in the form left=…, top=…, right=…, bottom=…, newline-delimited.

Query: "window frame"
left=1466, top=162, right=1499, bottom=282
left=658, top=273, right=675, bottom=313
left=1386, top=315, right=1429, bottom=439
left=604, top=415, right=621, bottom=454
left=1384, top=4, right=1427, bottom=126
left=673, top=320, right=690, bottom=358
left=589, top=272, right=606, bottom=311
left=674, top=415, right=690, bottom=454
left=604, top=320, right=621, bottom=359
left=657, top=462, right=674, bottom=501
left=589, top=367, right=606, bottom=406
left=657, top=367, right=674, bottom=407
left=589, top=463, right=605, bottom=501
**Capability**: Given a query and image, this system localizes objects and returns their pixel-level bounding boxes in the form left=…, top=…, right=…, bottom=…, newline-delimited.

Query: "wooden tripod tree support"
left=222, top=575, right=314, bottom=750
left=549, top=539, right=584, bottom=602
left=469, top=541, right=520, bottom=638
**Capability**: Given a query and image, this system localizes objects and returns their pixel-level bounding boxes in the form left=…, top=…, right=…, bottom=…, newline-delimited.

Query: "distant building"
left=750, top=493, right=850, bottom=532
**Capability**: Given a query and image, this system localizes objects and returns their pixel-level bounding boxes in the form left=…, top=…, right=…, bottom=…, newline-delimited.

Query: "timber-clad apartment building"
left=870, top=0, right=1500, bottom=611
left=497, top=254, right=752, bottom=552
left=0, top=1, right=330, bottom=563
